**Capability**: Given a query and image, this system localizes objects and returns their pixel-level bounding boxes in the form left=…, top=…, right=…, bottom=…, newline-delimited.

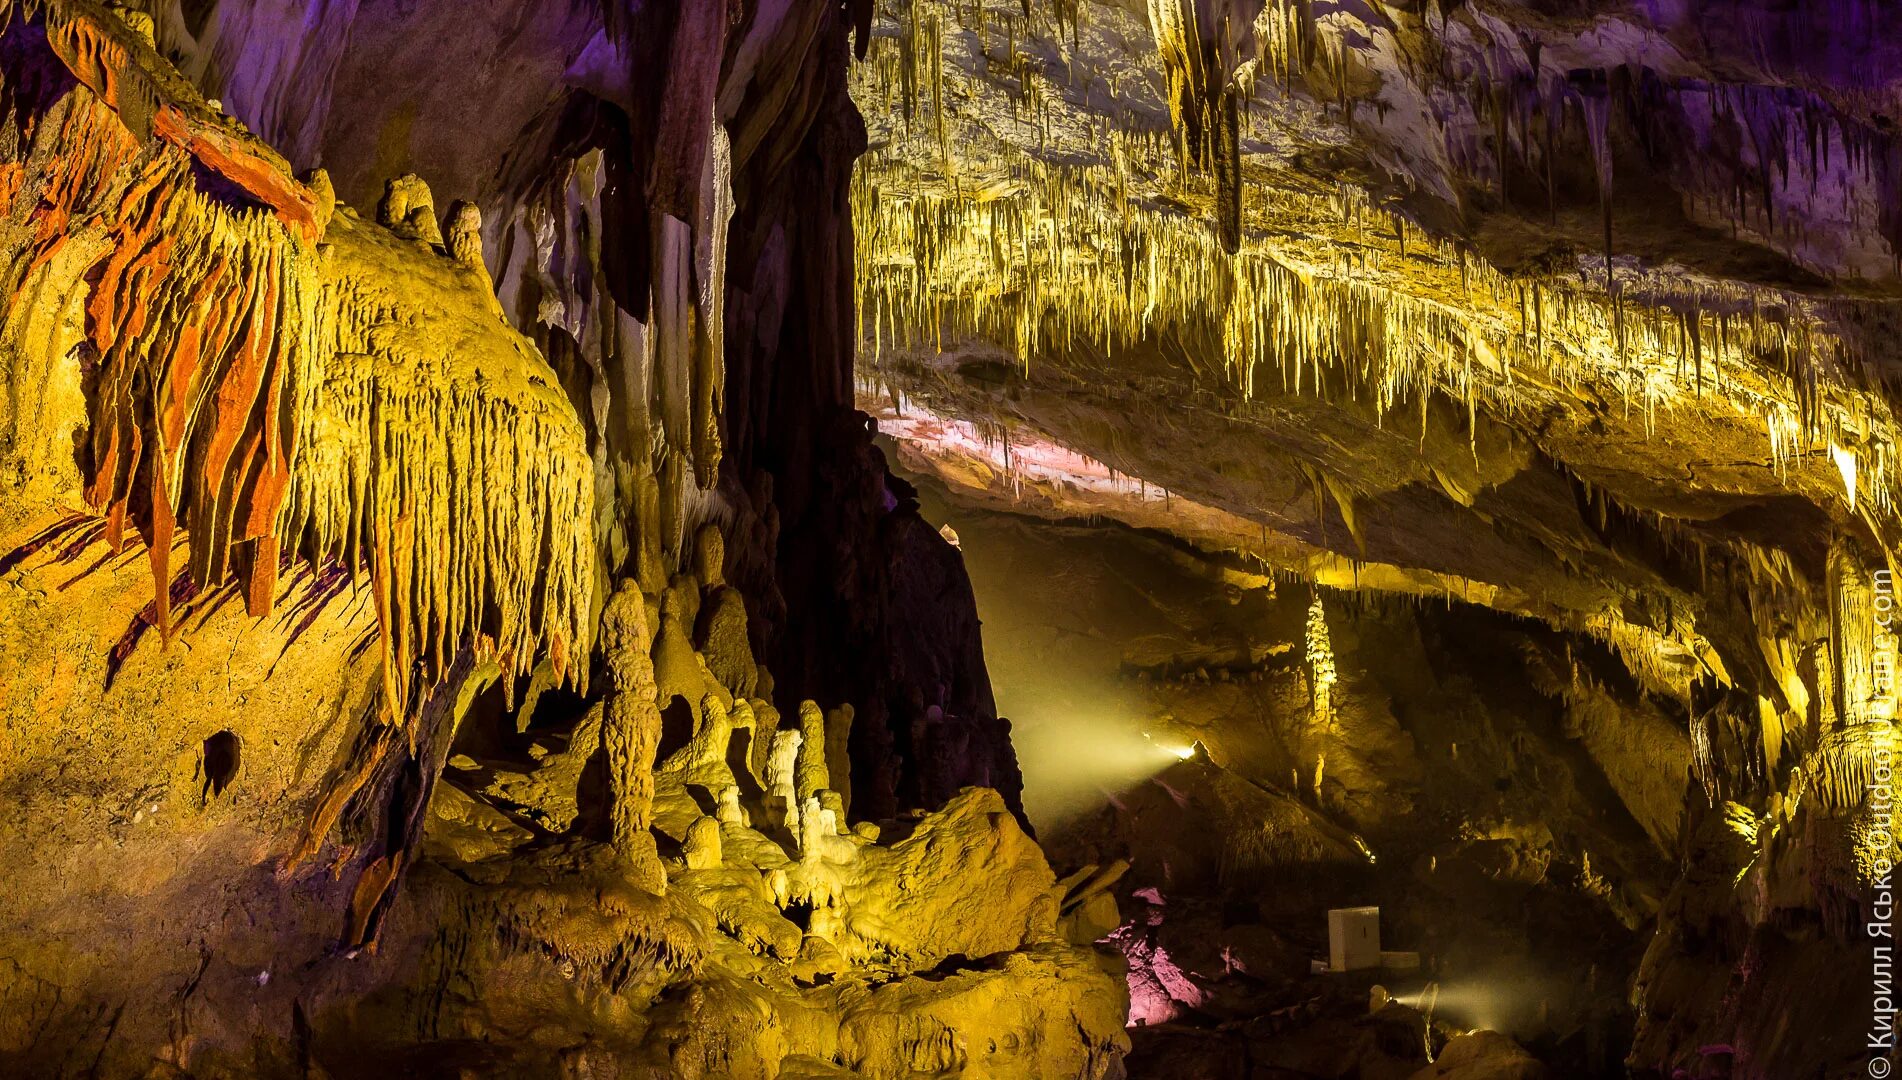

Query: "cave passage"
left=902, top=455, right=1651, bottom=1076
left=1, top=0, right=1898, bottom=1077
left=908, top=473, right=1227, bottom=833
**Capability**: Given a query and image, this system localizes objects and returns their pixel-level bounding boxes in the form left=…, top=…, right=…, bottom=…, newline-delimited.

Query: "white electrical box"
left=1328, top=906, right=1381, bottom=972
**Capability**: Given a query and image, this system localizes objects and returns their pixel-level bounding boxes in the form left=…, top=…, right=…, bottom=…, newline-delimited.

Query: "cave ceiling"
left=852, top=0, right=1902, bottom=709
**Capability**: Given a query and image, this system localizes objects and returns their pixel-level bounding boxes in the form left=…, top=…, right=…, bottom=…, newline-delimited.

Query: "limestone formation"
left=653, top=589, right=729, bottom=726
left=601, top=580, right=664, bottom=884
left=715, top=784, right=747, bottom=826
left=305, top=167, right=337, bottom=233
left=692, top=521, right=725, bottom=587
left=825, top=703, right=856, bottom=818
left=683, top=815, right=723, bottom=871
left=1146, top=0, right=1260, bottom=252
left=473, top=702, right=601, bottom=833
left=657, top=692, right=754, bottom=792
left=1057, top=861, right=1127, bottom=945
left=765, top=727, right=804, bottom=834
left=797, top=796, right=857, bottom=864
left=695, top=584, right=756, bottom=697
left=1305, top=593, right=1336, bottom=729
left=10, top=0, right=1902, bottom=1075
left=794, top=698, right=830, bottom=803
left=378, top=173, right=442, bottom=246
left=446, top=199, right=485, bottom=272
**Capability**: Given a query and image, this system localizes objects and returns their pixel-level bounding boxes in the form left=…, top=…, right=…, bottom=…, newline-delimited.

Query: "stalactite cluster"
left=0, top=1, right=596, bottom=688
left=496, top=123, right=733, bottom=592
left=849, top=0, right=1902, bottom=535
left=1145, top=0, right=1262, bottom=252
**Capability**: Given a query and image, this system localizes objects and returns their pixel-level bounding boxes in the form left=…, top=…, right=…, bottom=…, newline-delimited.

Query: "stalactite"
left=1689, top=711, right=1719, bottom=806
left=691, top=124, right=733, bottom=490
left=292, top=215, right=596, bottom=688
left=847, top=0, right=1902, bottom=555
left=1146, top=0, right=1263, bottom=253
left=1827, top=541, right=1899, bottom=729
left=851, top=106, right=1902, bottom=523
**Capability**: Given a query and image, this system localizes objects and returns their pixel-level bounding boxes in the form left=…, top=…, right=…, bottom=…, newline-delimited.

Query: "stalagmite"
left=694, top=526, right=756, bottom=698
left=692, top=522, right=726, bottom=587
left=378, top=173, right=442, bottom=247
left=653, top=591, right=727, bottom=721
left=1305, top=594, right=1336, bottom=728
left=658, top=693, right=753, bottom=789
left=683, top=815, right=723, bottom=871
left=799, top=796, right=846, bottom=862
left=446, top=201, right=489, bottom=280
left=12, top=0, right=1902, bottom=1075
left=601, top=581, right=664, bottom=887
left=794, top=699, right=830, bottom=803
left=716, top=785, right=747, bottom=826
left=766, top=728, right=804, bottom=834
left=306, top=168, right=336, bottom=230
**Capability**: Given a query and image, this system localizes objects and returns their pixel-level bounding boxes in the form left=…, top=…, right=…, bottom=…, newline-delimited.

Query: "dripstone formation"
left=6, top=0, right=1902, bottom=1077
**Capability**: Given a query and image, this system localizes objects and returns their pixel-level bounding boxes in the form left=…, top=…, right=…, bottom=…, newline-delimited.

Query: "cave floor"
left=901, top=456, right=1655, bottom=1078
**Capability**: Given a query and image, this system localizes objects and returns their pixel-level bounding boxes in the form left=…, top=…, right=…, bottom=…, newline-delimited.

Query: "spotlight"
left=1143, top=731, right=1198, bottom=760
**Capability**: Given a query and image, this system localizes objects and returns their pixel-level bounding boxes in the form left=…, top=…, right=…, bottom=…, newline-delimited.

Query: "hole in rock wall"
left=656, top=695, right=696, bottom=762
left=781, top=898, right=815, bottom=932
left=446, top=670, right=593, bottom=762
left=901, top=473, right=1269, bottom=834
left=455, top=677, right=516, bottom=756
left=201, top=730, right=240, bottom=800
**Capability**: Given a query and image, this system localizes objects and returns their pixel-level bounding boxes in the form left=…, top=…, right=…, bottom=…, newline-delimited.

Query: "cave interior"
left=1, top=1, right=1899, bottom=1078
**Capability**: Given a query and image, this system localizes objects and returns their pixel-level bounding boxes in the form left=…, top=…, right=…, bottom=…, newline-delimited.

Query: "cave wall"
left=0, top=1, right=1109, bottom=1076
left=148, top=0, right=1020, bottom=823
